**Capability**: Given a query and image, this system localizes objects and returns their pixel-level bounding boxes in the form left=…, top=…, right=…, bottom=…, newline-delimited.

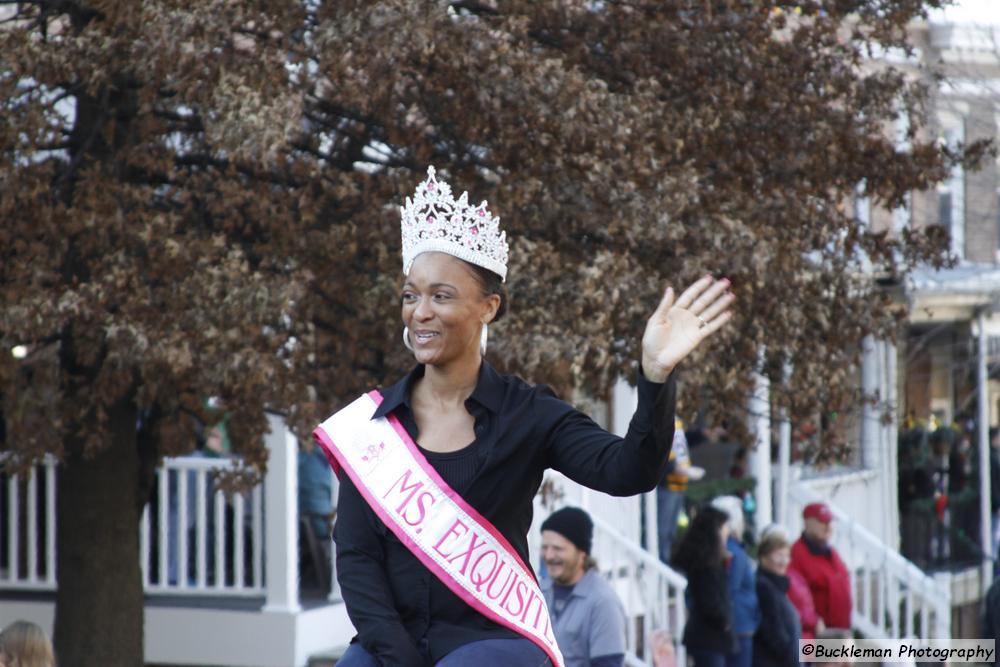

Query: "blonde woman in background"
left=0, top=621, right=55, bottom=667
left=753, top=527, right=801, bottom=667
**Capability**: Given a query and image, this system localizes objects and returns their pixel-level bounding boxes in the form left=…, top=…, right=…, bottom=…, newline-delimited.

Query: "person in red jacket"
left=786, top=567, right=822, bottom=639
left=788, top=503, right=852, bottom=633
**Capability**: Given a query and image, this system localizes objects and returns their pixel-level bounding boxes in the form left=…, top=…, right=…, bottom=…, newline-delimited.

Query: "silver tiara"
left=400, top=166, right=509, bottom=281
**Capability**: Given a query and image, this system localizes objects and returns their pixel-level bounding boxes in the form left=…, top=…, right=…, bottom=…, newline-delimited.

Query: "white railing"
left=140, top=455, right=264, bottom=596
left=534, top=469, right=687, bottom=667
left=1, top=413, right=337, bottom=608
left=787, top=483, right=950, bottom=640
left=0, top=455, right=265, bottom=597
left=590, top=514, right=687, bottom=667
left=0, top=458, right=57, bottom=590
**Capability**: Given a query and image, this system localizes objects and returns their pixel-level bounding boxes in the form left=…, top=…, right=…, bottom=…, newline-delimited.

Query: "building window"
left=939, top=116, right=965, bottom=260
left=938, top=184, right=952, bottom=232
left=893, top=112, right=911, bottom=233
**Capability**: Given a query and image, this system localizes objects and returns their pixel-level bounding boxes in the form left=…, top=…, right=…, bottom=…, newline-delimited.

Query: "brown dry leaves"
left=0, top=0, right=986, bottom=472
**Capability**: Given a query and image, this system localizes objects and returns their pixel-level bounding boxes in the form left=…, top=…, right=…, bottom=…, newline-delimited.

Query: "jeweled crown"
left=401, top=166, right=509, bottom=281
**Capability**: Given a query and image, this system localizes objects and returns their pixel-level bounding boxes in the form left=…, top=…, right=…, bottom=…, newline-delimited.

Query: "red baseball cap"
left=802, top=502, right=833, bottom=523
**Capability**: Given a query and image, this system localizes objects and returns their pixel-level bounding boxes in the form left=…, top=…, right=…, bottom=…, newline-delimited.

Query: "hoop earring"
left=480, top=324, right=488, bottom=356
left=402, top=326, right=414, bottom=352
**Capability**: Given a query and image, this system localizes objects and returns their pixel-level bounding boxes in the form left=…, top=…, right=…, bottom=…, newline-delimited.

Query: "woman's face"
left=761, top=545, right=791, bottom=575
left=402, top=252, right=499, bottom=367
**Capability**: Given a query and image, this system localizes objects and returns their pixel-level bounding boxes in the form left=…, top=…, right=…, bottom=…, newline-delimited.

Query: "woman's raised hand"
left=641, top=275, right=735, bottom=383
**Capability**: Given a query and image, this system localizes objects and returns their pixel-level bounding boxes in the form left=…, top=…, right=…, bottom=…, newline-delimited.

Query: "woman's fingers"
left=697, top=291, right=736, bottom=323
left=690, top=278, right=730, bottom=315
left=701, top=309, right=734, bottom=336
left=673, top=275, right=716, bottom=310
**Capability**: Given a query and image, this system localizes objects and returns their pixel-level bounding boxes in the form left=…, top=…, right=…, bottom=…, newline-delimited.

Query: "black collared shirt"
left=333, top=361, right=676, bottom=666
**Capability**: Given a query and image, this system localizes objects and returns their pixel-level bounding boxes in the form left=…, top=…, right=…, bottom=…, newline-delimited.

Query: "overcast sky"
left=929, top=0, right=1000, bottom=25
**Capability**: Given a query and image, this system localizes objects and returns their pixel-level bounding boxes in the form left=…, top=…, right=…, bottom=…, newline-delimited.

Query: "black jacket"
left=991, top=450, right=1000, bottom=513
left=983, top=576, right=1000, bottom=666
left=753, top=569, right=801, bottom=667
left=333, top=361, right=677, bottom=666
left=683, top=564, right=737, bottom=653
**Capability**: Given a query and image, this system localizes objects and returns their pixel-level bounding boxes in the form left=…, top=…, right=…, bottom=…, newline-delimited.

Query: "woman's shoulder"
left=728, top=537, right=750, bottom=557
left=486, top=365, right=572, bottom=408
left=491, top=367, right=535, bottom=392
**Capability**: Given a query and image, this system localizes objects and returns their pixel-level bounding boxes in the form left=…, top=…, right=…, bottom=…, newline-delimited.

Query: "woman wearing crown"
left=313, top=167, right=734, bottom=667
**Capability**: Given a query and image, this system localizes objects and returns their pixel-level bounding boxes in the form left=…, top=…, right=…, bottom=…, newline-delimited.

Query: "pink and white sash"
left=313, top=391, right=564, bottom=667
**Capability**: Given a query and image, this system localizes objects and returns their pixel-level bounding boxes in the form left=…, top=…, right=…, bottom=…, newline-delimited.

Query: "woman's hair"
left=463, top=262, right=508, bottom=323
left=672, top=506, right=728, bottom=573
left=0, top=621, right=55, bottom=667
left=757, top=525, right=791, bottom=559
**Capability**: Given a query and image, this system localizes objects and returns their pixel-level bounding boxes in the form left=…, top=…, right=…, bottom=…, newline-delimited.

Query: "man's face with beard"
left=541, top=530, right=587, bottom=586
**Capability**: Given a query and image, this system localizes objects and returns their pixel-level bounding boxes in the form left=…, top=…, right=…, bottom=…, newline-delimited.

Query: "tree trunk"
left=53, top=395, right=144, bottom=667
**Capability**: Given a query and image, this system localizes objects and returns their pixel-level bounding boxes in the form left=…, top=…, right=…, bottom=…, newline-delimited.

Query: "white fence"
left=1, top=461, right=56, bottom=590
left=140, top=456, right=265, bottom=596
left=1, top=456, right=266, bottom=597
left=590, top=515, right=687, bottom=667
left=1, top=414, right=338, bottom=608
left=787, top=483, right=950, bottom=640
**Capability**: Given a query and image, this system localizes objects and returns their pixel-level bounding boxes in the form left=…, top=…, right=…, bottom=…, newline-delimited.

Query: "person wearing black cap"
left=540, top=507, right=627, bottom=667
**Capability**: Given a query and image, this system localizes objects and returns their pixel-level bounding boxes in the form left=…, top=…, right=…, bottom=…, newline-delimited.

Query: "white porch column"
left=978, top=311, right=993, bottom=589
left=613, top=377, right=655, bottom=552
left=748, top=361, right=772, bottom=528
left=860, top=336, right=880, bottom=470
left=776, top=362, right=792, bottom=528
left=263, top=412, right=301, bottom=613
left=883, top=340, right=901, bottom=550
